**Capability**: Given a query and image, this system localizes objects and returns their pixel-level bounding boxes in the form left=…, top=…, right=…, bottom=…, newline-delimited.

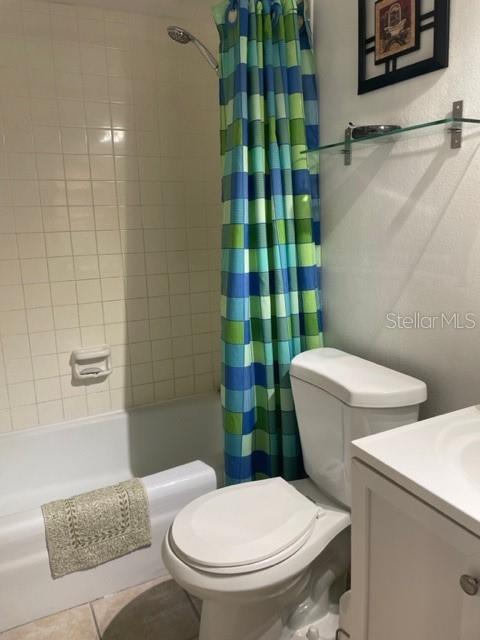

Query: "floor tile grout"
left=89, top=602, right=102, bottom=640
left=184, top=591, right=201, bottom=620
left=2, top=578, right=199, bottom=640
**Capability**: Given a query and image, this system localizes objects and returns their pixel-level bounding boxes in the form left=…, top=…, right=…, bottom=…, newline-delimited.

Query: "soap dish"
left=71, top=345, right=112, bottom=382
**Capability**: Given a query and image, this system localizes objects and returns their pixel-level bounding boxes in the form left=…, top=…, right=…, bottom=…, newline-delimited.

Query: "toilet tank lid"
left=290, top=348, right=427, bottom=408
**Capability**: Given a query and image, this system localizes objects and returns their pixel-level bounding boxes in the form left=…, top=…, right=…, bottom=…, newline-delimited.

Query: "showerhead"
left=167, top=26, right=193, bottom=44
left=167, top=25, right=219, bottom=74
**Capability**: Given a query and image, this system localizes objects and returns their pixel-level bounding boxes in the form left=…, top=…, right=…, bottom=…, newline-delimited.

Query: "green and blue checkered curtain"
left=213, top=0, right=323, bottom=484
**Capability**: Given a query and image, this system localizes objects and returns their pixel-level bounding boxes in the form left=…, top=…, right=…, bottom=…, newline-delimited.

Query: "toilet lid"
left=171, top=477, right=323, bottom=570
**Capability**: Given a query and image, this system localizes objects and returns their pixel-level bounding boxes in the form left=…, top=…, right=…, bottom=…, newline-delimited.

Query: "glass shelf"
left=303, top=103, right=480, bottom=165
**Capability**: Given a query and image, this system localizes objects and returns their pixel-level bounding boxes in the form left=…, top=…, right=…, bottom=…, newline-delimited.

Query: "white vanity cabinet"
left=350, top=459, right=480, bottom=640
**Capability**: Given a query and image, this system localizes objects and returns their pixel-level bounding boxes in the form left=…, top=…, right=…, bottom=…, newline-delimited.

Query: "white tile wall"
left=0, top=0, right=221, bottom=432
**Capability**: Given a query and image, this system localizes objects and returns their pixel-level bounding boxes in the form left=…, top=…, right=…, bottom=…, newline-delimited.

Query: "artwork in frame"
left=375, top=0, right=420, bottom=64
left=358, top=0, right=450, bottom=95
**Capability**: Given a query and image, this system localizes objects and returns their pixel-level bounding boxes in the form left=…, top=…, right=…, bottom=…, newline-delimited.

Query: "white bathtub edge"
left=0, top=460, right=217, bottom=633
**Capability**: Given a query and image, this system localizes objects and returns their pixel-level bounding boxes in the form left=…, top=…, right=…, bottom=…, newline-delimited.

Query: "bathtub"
left=0, top=392, right=222, bottom=632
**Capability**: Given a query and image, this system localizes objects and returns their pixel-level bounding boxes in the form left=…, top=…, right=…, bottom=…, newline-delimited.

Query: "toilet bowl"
left=162, top=478, right=350, bottom=640
left=163, top=348, right=427, bottom=640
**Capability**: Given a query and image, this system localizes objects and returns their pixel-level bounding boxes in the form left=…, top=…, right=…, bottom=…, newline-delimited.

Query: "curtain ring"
left=271, top=0, right=281, bottom=25
left=297, top=0, right=305, bottom=30
left=225, top=0, right=239, bottom=25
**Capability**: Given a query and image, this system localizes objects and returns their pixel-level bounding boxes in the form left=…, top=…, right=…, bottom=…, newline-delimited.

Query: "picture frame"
left=374, top=0, right=420, bottom=65
left=358, top=0, right=450, bottom=95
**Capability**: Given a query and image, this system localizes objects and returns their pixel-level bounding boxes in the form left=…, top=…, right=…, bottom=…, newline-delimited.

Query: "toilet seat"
left=170, top=477, right=323, bottom=575
left=169, top=523, right=316, bottom=575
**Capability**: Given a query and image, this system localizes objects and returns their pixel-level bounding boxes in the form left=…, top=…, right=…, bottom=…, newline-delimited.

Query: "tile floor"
left=0, top=576, right=201, bottom=640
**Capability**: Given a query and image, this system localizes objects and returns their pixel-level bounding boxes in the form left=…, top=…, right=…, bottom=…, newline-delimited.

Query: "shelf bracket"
left=344, top=127, right=352, bottom=166
left=450, top=100, right=463, bottom=149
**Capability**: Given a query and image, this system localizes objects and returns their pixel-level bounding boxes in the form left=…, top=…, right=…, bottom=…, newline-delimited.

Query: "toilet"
left=162, top=348, right=427, bottom=640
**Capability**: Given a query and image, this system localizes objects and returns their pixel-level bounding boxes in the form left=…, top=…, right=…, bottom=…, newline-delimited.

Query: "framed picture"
left=358, top=0, right=450, bottom=94
left=374, top=0, right=420, bottom=64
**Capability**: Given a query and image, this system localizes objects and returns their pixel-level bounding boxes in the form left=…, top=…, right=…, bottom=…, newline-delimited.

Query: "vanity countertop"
left=352, top=405, right=480, bottom=538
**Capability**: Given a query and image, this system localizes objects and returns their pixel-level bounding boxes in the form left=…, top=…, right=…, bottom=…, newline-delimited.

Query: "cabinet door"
left=350, top=459, right=480, bottom=640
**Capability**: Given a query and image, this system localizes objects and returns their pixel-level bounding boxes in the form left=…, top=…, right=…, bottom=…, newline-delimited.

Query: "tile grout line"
left=89, top=602, right=103, bottom=640
left=184, top=591, right=201, bottom=621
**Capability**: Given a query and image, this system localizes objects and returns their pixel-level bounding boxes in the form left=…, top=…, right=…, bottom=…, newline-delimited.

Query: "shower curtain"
left=213, top=0, right=323, bottom=484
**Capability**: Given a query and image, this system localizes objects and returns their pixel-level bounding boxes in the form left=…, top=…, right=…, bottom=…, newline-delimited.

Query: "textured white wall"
left=313, top=0, right=480, bottom=417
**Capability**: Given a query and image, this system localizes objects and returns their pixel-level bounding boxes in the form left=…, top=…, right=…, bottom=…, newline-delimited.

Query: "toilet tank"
left=290, top=348, right=427, bottom=507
